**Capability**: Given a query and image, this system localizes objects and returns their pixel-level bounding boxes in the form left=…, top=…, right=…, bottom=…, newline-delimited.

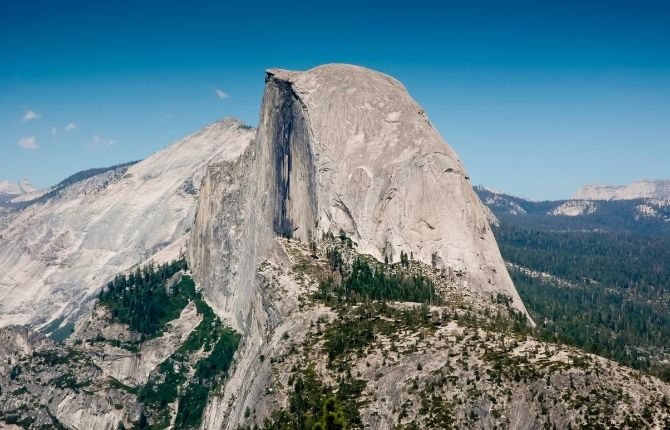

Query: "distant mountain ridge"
left=574, top=179, right=670, bottom=201
left=0, top=179, right=36, bottom=195
left=0, top=179, right=37, bottom=211
left=474, top=185, right=670, bottom=235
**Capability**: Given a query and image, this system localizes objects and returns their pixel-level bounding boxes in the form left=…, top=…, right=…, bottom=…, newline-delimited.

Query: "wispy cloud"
left=214, top=88, right=230, bottom=99
left=85, top=134, right=117, bottom=149
left=23, top=110, right=41, bottom=122
left=65, top=122, right=77, bottom=132
left=51, top=127, right=58, bottom=136
left=18, top=136, right=39, bottom=150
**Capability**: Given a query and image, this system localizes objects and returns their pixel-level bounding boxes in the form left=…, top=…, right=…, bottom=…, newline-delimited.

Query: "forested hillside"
left=0, top=258, right=241, bottom=429
left=234, top=237, right=670, bottom=429
left=476, top=186, right=670, bottom=235
left=477, top=188, right=670, bottom=381
left=3, top=238, right=670, bottom=429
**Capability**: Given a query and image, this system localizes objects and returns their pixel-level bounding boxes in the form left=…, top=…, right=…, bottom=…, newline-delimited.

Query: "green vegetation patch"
left=137, top=286, right=241, bottom=429
left=49, top=372, right=91, bottom=392
left=242, top=365, right=364, bottom=430
left=98, top=259, right=193, bottom=337
left=494, top=225, right=670, bottom=381
left=323, top=301, right=436, bottom=366
left=512, top=269, right=670, bottom=381
left=96, top=259, right=242, bottom=429
left=343, top=257, right=441, bottom=305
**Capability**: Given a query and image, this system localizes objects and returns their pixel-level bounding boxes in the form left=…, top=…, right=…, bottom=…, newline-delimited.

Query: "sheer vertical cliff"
left=189, top=64, right=529, bottom=321
left=187, top=64, right=533, bottom=428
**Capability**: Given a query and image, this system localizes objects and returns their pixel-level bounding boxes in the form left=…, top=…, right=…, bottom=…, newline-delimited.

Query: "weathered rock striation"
left=0, top=325, right=141, bottom=429
left=189, top=64, right=529, bottom=329
left=68, top=300, right=202, bottom=387
left=0, top=119, right=255, bottom=330
left=188, top=64, right=533, bottom=429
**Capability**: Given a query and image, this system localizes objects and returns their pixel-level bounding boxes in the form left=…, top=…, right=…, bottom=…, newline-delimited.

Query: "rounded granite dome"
left=190, top=63, right=532, bottom=326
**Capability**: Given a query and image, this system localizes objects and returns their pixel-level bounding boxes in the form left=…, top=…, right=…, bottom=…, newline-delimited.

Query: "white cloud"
left=214, top=88, right=230, bottom=99
left=65, top=122, right=77, bottom=132
left=51, top=127, right=58, bottom=136
left=85, top=134, right=116, bottom=149
left=23, top=110, right=41, bottom=122
left=18, top=136, right=39, bottom=150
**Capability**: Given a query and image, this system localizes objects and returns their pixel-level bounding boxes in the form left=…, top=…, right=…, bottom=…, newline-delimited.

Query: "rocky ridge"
left=574, top=179, right=670, bottom=201
left=0, top=119, right=255, bottom=330
left=3, top=238, right=670, bottom=429
left=475, top=186, right=670, bottom=235
left=0, top=264, right=241, bottom=429
left=0, top=325, right=140, bottom=429
left=0, top=180, right=36, bottom=196
left=69, top=299, right=202, bottom=387
left=549, top=200, right=598, bottom=217
left=0, top=180, right=37, bottom=213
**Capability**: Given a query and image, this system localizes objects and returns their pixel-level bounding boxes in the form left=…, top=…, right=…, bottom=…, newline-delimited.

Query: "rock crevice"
left=263, top=73, right=320, bottom=240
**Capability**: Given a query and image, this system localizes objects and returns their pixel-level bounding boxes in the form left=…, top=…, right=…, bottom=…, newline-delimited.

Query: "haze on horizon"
left=1, top=0, right=669, bottom=200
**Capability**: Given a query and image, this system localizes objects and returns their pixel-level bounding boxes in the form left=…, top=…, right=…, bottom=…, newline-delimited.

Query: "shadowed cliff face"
left=265, top=76, right=319, bottom=241
left=187, top=75, right=321, bottom=334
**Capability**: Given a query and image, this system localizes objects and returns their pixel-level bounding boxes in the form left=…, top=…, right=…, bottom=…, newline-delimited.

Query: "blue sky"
left=1, top=0, right=668, bottom=200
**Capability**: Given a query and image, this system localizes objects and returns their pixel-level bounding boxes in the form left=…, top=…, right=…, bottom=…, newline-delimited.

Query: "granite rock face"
left=68, top=300, right=202, bottom=386
left=188, top=141, right=262, bottom=333
left=0, top=119, right=255, bottom=330
left=4, top=64, right=670, bottom=430
left=189, top=64, right=529, bottom=325
left=0, top=325, right=140, bottom=429
left=187, top=64, right=533, bottom=429
left=574, top=179, right=670, bottom=201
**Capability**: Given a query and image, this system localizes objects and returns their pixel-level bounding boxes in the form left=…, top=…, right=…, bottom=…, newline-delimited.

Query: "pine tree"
left=314, top=397, right=346, bottom=430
